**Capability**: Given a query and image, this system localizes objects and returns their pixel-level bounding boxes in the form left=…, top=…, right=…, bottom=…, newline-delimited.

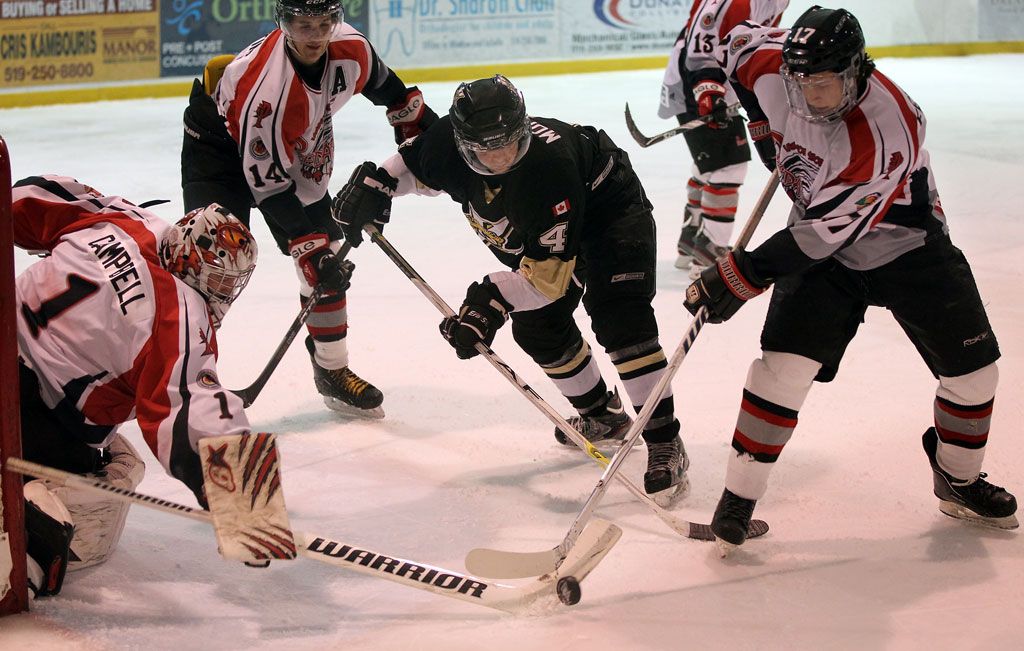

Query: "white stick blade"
left=553, top=518, right=622, bottom=583
left=464, top=545, right=561, bottom=580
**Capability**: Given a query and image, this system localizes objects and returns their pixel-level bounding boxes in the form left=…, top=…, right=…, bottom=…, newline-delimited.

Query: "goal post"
left=0, top=135, right=29, bottom=614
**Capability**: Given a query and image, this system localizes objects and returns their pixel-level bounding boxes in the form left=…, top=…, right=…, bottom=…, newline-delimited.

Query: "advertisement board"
left=1, top=0, right=159, bottom=88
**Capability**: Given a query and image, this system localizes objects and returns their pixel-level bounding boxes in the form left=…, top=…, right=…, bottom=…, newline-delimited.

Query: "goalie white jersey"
left=13, top=175, right=252, bottom=496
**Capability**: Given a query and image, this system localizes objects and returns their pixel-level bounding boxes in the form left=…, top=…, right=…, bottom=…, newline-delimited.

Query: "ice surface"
left=2, top=55, right=1022, bottom=650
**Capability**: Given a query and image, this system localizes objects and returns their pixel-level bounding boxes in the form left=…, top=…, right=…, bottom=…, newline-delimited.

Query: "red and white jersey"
left=719, top=24, right=945, bottom=270
left=659, top=0, right=789, bottom=118
left=13, top=175, right=251, bottom=489
left=215, top=23, right=386, bottom=207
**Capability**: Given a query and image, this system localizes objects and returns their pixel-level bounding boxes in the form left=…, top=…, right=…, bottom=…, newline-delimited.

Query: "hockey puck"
left=556, top=576, right=581, bottom=606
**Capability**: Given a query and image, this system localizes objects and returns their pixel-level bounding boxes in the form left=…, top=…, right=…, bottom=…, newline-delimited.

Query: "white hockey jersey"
left=215, top=23, right=388, bottom=208
left=659, top=0, right=789, bottom=118
left=13, top=175, right=252, bottom=493
left=718, top=24, right=946, bottom=272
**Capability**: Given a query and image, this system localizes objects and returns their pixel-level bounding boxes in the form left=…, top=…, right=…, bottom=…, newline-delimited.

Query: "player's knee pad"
left=24, top=479, right=75, bottom=597
left=703, top=160, right=748, bottom=187
left=938, top=362, right=998, bottom=406
left=48, top=434, right=145, bottom=571
left=746, top=351, right=820, bottom=411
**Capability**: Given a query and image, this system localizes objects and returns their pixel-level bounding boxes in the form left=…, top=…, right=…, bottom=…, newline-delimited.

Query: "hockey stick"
left=363, top=225, right=767, bottom=570
left=467, top=169, right=782, bottom=578
left=623, top=102, right=742, bottom=148
left=230, top=242, right=352, bottom=408
left=4, top=457, right=621, bottom=614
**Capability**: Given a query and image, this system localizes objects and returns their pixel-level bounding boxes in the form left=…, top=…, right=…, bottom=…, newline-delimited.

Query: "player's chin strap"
left=623, top=101, right=743, bottom=148
left=360, top=224, right=770, bottom=576
left=229, top=241, right=353, bottom=408
left=430, top=169, right=780, bottom=579
left=3, top=456, right=619, bottom=613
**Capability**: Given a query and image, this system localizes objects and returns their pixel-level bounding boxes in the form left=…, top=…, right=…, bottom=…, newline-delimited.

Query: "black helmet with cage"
left=449, top=75, right=532, bottom=176
left=781, top=6, right=875, bottom=123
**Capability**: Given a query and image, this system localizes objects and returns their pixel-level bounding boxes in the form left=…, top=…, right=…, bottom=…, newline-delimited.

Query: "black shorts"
left=19, top=362, right=105, bottom=474
left=680, top=113, right=752, bottom=175
left=511, top=205, right=660, bottom=361
left=761, top=234, right=1000, bottom=382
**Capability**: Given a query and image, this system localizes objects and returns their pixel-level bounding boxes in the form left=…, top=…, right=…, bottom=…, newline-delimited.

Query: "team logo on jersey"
left=464, top=208, right=524, bottom=255
left=700, top=13, right=714, bottom=29
left=249, top=137, right=270, bottom=160
left=730, top=34, right=751, bottom=53
left=253, top=101, right=273, bottom=128
left=856, top=193, right=881, bottom=208
left=885, top=152, right=905, bottom=177
left=197, top=369, right=221, bottom=388
left=300, top=116, right=334, bottom=183
left=552, top=199, right=571, bottom=216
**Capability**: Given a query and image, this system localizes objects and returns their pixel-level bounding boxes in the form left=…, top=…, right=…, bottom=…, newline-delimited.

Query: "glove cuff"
left=717, top=252, right=768, bottom=301
left=288, top=232, right=329, bottom=262
left=693, top=81, right=726, bottom=98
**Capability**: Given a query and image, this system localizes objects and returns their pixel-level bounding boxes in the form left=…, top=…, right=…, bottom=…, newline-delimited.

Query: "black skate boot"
left=306, top=336, right=384, bottom=419
left=554, top=389, right=634, bottom=450
left=922, top=427, right=1018, bottom=529
left=643, top=434, right=690, bottom=507
left=675, top=217, right=700, bottom=270
left=711, top=488, right=758, bottom=555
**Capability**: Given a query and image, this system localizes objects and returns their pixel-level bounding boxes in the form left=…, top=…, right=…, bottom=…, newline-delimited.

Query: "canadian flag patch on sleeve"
left=552, top=199, right=571, bottom=216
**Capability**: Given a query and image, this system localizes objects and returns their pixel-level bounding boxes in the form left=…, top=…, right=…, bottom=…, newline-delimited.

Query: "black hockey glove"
left=332, top=162, right=398, bottom=247
left=386, top=87, right=439, bottom=144
left=439, top=280, right=512, bottom=359
left=288, top=233, right=354, bottom=294
left=749, top=120, right=777, bottom=171
left=684, top=250, right=769, bottom=323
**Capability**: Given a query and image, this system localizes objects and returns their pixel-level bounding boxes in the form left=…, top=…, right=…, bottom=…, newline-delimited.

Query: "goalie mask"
left=781, top=6, right=871, bottom=123
left=161, top=204, right=257, bottom=329
left=450, top=75, right=532, bottom=176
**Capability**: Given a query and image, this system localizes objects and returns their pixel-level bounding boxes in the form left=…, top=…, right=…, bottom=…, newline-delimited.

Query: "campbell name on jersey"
left=13, top=176, right=252, bottom=494
left=720, top=23, right=945, bottom=271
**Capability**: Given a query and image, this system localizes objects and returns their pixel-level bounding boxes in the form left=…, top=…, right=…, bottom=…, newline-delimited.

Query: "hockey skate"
left=711, top=488, right=758, bottom=557
left=306, top=336, right=384, bottom=419
left=922, top=427, right=1018, bottom=530
left=675, top=219, right=699, bottom=270
left=554, top=389, right=635, bottom=451
left=643, top=434, right=690, bottom=507
left=679, top=229, right=730, bottom=271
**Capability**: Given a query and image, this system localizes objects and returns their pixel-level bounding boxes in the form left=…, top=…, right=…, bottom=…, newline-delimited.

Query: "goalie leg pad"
left=24, top=480, right=75, bottom=597
left=199, top=432, right=297, bottom=564
left=47, top=434, right=146, bottom=571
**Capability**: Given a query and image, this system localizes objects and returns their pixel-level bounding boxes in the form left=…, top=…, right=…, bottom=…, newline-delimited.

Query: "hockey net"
left=0, top=135, right=29, bottom=614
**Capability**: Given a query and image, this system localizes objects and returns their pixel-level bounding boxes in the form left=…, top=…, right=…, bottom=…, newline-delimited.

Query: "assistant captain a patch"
left=552, top=199, right=571, bottom=216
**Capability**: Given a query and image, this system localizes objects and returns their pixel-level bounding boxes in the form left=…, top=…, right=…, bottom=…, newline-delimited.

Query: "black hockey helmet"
left=782, top=6, right=865, bottom=75
left=276, top=0, right=343, bottom=24
left=781, top=6, right=871, bottom=122
left=449, top=75, right=532, bottom=175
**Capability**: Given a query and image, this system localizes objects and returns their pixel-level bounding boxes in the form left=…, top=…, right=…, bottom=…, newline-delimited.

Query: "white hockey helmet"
left=160, top=204, right=257, bottom=329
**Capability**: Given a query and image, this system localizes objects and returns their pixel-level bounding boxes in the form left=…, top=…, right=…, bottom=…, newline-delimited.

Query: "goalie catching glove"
left=199, top=432, right=297, bottom=565
left=387, top=87, right=439, bottom=144
left=684, top=250, right=770, bottom=323
left=333, top=162, right=399, bottom=246
left=439, top=280, right=512, bottom=359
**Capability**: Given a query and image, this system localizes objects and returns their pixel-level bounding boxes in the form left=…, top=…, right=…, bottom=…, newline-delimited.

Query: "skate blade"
left=322, top=396, right=385, bottom=420
left=939, top=500, right=1019, bottom=530
left=674, top=254, right=694, bottom=270
left=649, top=474, right=691, bottom=509
left=715, top=536, right=739, bottom=558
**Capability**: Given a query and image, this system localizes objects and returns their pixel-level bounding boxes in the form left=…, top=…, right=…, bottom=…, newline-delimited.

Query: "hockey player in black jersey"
left=334, top=74, right=688, bottom=503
